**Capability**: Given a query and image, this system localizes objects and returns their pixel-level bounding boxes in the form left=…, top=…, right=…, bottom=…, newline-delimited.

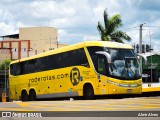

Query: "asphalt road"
left=0, top=96, right=160, bottom=120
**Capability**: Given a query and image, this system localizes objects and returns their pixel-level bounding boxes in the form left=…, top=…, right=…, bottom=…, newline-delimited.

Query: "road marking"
left=0, top=107, right=29, bottom=111
left=1, top=97, right=160, bottom=111
left=14, top=102, right=29, bottom=107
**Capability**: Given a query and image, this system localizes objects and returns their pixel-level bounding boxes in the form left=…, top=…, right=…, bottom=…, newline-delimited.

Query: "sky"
left=0, top=0, right=160, bottom=52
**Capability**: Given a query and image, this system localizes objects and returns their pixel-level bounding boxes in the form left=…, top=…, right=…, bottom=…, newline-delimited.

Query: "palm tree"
left=0, top=60, right=11, bottom=70
left=97, top=9, right=131, bottom=43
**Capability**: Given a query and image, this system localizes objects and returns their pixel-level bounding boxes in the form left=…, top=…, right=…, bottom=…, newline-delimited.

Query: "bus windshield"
left=87, top=46, right=141, bottom=80
left=108, top=49, right=141, bottom=80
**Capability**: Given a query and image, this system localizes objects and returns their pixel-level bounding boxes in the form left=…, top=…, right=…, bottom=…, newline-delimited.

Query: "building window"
left=12, top=48, right=17, bottom=52
left=22, top=48, right=27, bottom=52
left=49, top=48, right=54, bottom=50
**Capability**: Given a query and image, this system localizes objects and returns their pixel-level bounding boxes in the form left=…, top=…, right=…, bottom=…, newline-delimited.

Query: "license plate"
left=126, top=89, right=132, bottom=93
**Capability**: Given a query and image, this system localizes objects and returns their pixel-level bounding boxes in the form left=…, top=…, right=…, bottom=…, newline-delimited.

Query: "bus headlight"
left=107, top=80, right=140, bottom=87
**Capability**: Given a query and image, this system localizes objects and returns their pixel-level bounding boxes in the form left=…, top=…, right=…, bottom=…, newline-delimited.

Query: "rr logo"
left=70, top=67, right=80, bottom=86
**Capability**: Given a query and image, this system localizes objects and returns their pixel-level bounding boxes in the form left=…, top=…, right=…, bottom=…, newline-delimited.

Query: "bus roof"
left=10, top=41, right=133, bottom=64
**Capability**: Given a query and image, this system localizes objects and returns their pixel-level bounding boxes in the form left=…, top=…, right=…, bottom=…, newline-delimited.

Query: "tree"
left=0, top=60, right=11, bottom=70
left=97, top=9, right=131, bottom=43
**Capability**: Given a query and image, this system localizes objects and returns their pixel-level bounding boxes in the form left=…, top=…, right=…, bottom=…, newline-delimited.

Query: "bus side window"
left=24, top=59, right=36, bottom=74
left=77, top=49, right=89, bottom=67
left=35, top=57, right=45, bottom=72
left=16, top=63, right=21, bottom=75
left=97, top=55, right=107, bottom=75
left=10, top=64, right=16, bottom=76
left=10, top=63, right=21, bottom=76
left=61, top=52, right=69, bottom=68
left=91, top=54, right=98, bottom=71
left=70, top=48, right=89, bottom=67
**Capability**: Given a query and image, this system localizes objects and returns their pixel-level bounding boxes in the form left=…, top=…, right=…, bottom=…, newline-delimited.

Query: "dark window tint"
left=123, top=49, right=135, bottom=58
left=26, top=59, right=36, bottom=73
left=97, top=56, right=107, bottom=75
left=35, top=57, right=46, bottom=72
left=87, top=46, right=104, bottom=56
left=87, top=46, right=109, bottom=75
left=10, top=63, right=20, bottom=76
left=45, top=48, right=89, bottom=69
left=70, top=48, right=89, bottom=67
left=87, top=46, right=104, bottom=69
left=108, top=49, right=123, bottom=61
left=10, top=48, right=89, bottom=76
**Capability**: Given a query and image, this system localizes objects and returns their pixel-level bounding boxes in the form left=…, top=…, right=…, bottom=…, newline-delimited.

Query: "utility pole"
left=149, top=31, right=154, bottom=83
left=139, top=24, right=143, bottom=73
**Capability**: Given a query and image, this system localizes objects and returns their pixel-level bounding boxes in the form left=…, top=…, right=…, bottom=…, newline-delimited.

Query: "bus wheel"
left=21, top=90, right=28, bottom=102
left=29, top=90, right=37, bottom=101
left=83, top=84, right=95, bottom=100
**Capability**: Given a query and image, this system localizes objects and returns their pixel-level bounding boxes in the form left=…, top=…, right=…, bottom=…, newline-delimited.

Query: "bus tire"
left=83, top=84, right=95, bottom=100
left=21, top=90, right=28, bottom=102
left=29, top=90, right=37, bottom=101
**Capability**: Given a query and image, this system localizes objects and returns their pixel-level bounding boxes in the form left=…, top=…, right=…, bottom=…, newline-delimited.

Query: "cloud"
left=83, top=35, right=100, bottom=41
left=0, top=0, right=159, bottom=52
left=137, top=0, right=160, bottom=11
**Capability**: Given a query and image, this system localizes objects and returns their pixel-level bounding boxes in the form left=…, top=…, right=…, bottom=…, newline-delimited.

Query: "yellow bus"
left=9, top=41, right=142, bottom=101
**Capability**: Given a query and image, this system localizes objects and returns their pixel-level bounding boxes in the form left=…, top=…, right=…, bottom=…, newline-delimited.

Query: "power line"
left=147, top=25, right=160, bottom=28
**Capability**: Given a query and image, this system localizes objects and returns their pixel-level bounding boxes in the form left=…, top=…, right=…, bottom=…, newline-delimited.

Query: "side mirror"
left=95, top=51, right=111, bottom=63
left=137, top=54, right=147, bottom=65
